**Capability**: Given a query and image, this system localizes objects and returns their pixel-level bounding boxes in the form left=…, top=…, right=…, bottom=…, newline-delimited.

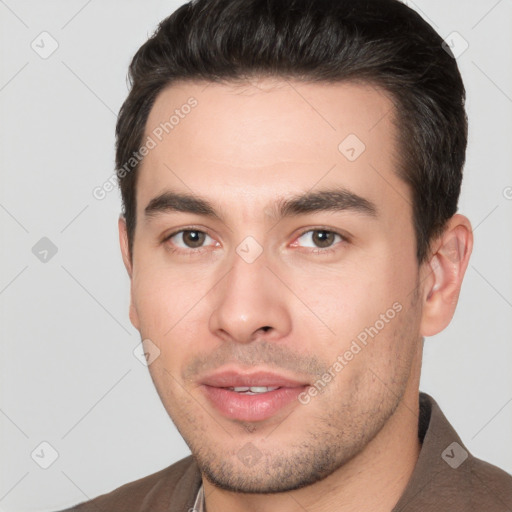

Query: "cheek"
left=288, top=258, right=396, bottom=330
left=292, top=251, right=415, bottom=360
left=131, top=261, right=222, bottom=387
left=131, top=262, right=209, bottom=341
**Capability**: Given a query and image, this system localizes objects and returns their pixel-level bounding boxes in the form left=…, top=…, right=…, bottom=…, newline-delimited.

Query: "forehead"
left=137, top=78, right=410, bottom=224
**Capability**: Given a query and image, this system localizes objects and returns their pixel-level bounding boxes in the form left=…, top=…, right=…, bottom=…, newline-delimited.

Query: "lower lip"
left=201, top=385, right=308, bottom=422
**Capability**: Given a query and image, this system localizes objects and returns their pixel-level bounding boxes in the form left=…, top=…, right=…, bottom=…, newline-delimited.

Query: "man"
left=59, top=0, right=512, bottom=510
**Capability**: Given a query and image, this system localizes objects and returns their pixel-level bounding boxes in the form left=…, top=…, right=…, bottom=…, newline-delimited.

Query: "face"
left=121, top=78, right=426, bottom=493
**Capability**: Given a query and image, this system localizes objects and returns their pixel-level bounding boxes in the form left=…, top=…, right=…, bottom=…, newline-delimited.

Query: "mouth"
left=199, top=369, right=309, bottom=422
left=225, top=386, right=281, bottom=394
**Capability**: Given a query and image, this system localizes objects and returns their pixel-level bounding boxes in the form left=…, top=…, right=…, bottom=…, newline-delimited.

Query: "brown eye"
left=311, top=230, right=336, bottom=248
left=296, top=229, right=344, bottom=250
left=181, top=230, right=206, bottom=248
left=166, top=229, right=213, bottom=251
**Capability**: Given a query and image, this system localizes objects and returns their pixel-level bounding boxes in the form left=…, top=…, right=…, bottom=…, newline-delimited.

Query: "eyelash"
left=162, top=226, right=349, bottom=256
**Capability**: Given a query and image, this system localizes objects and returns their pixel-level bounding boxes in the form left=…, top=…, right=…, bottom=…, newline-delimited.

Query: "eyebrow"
left=144, top=187, right=378, bottom=222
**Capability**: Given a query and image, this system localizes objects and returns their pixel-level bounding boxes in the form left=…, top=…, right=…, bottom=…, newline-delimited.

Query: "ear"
left=118, top=215, right=133, bottom=278
left=419, top=214, right=473, bottom=337
left=118, top=215, right=140, bottom=331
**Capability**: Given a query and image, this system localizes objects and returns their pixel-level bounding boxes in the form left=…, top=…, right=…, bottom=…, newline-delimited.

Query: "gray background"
left=0, top=0, right=511, bottom=510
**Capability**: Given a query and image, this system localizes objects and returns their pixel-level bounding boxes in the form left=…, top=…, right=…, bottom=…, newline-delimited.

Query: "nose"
left=208, top=247, right=292, bottom=344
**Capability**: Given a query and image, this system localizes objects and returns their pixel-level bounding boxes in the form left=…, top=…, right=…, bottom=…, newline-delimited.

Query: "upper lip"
left=200, top=369, right=309, bottom=388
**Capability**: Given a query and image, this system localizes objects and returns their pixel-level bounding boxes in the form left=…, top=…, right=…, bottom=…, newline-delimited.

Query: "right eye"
left=163, top=228, right=219, bottom=254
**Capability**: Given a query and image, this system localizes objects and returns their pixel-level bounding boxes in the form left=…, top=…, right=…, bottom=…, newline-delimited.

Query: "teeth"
left=230, top=386, right=280, bottom=394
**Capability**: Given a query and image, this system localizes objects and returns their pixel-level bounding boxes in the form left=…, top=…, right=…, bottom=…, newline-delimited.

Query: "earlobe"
left=420, top=214, right=473, bottom=337
left=128, top=300, right=140, bottom=331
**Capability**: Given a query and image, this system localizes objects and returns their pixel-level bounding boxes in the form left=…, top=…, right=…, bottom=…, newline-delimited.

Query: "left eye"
left=294, top=229, right=344, bottom=249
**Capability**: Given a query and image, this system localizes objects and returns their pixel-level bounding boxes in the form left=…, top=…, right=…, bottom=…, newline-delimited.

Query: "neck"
left=202, top=384, right=422, bottom=512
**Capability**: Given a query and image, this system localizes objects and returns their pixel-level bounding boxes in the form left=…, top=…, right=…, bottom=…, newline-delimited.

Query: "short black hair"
left=116, top=0, right=467, bottom=264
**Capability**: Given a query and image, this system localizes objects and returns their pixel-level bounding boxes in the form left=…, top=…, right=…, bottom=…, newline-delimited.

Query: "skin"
left=119, top=78, right=473, bottom=512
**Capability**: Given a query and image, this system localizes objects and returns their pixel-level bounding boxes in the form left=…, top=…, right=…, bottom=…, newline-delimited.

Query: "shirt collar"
left=193, top=481, right=205, bottom=512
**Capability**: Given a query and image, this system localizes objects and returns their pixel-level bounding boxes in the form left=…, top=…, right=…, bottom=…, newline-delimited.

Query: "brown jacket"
left=57, top=392, right=512, bottom=511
